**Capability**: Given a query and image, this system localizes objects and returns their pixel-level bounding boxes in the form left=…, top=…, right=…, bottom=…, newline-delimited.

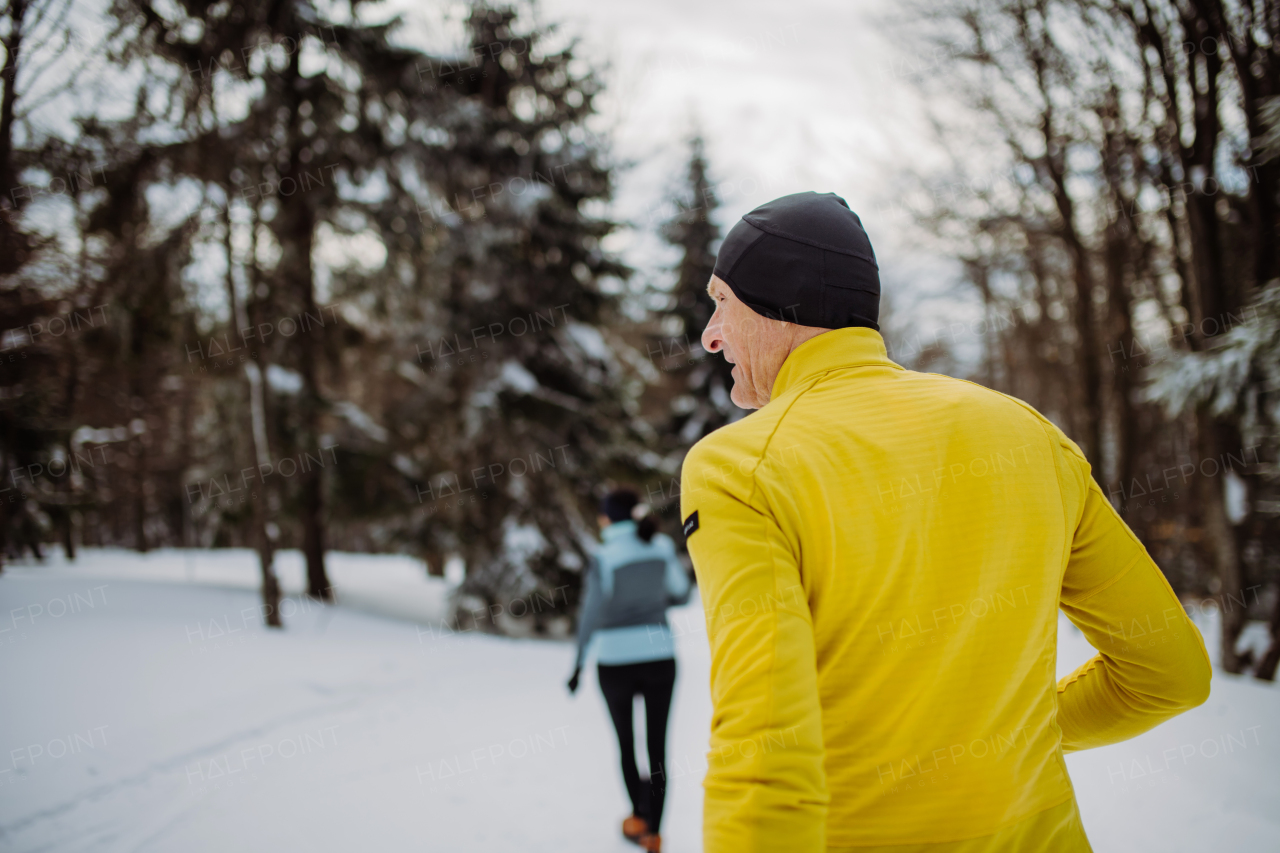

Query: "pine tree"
left=653, top=137, right=737, bottom=449
left=416, top=6, right=650, bottom=627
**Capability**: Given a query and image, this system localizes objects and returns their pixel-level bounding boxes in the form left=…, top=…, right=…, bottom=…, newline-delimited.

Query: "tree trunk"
left=0, top=0, right=31, bottom=274
left=253, top=489, right=283, bottom=628
left=176, top=359, right=192, bottom=548
left=61, top=509, right=75, bottom=560
left=0, top=0, right=24, bottom=193
left=292, top=194, right=329, bottom=601
left=300, top=433, right=329, bottom=600
left=1035, top=71, right=1104, bottom=468
left=1162, top=3, right=1249, bottom=675
left=246, top=361, right=283, bottom=627
left=1197, top=412, right=1247, bottom=673
left=281, top=47, right=331, bottom=602
left=132, top=438, right=148, bottom=552
left=0, top=439, right=8, bottom=570
left=1105, top=225, right=1135, bottom=494
left=1256, top=587, right=1280, bottom=682
left=1048, top=187, right=1103, bottom=469
left=226, top=205, right=283, bottom=627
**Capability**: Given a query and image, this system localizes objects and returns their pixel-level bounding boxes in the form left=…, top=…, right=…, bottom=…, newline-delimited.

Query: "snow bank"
left=2, top=546, right=453, bottom=628
left=0, top=549, right=1276, bottom=852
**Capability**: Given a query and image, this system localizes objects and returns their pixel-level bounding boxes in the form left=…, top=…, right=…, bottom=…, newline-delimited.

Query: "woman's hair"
left=600, top=487, right=658, bottom=543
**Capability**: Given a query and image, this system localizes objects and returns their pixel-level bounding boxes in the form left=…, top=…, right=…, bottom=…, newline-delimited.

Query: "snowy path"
left=1, top=549, right=1277, bottom=852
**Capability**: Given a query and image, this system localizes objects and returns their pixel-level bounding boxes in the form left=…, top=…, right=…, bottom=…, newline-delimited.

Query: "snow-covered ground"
left=0, top=548, right=1276, bottom=852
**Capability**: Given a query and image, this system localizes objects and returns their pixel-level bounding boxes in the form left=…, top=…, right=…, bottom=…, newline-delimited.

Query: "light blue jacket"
left=573, top=520, right=692, bottom=668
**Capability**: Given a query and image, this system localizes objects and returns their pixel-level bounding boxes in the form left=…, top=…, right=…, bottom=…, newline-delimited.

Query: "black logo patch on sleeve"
left=682, top=510, right=700, bottom=538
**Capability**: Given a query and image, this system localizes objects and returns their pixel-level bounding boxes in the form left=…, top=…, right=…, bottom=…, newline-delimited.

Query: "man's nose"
left=702, top=317, right=723, bottom=354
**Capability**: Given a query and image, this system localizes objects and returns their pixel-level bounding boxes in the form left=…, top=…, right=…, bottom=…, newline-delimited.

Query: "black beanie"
left=600, top=488, right=639, bottom=523
left=712, top=191, right=880, bottom=331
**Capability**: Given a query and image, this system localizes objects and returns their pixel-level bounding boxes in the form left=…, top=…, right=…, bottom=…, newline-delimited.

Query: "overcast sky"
left=524, top=0, right=975, bottom=341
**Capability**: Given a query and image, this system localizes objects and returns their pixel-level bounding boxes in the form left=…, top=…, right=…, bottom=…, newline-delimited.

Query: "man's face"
left=701, top=276, right=802, bottom=410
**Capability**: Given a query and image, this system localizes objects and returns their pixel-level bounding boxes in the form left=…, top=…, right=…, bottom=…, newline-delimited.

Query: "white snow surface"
left=1, top=548, right=1277, bottom=852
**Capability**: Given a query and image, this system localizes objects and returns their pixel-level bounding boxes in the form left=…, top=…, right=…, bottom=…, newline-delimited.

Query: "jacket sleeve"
left=573, top=556, right=604, bottom=671
left=1056, top=448, right=1213, bottom=753
left=681, top=447, right=828, bottom=853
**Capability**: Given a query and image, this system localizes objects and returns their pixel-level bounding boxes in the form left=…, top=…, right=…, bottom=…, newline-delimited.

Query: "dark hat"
left=600, top=488, right=640, bottom=523
left=712, top=191, right=880, bottom=330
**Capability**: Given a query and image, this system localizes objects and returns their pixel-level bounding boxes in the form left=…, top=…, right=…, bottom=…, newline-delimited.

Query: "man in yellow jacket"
left=679, top=192, right=1212, bottom=852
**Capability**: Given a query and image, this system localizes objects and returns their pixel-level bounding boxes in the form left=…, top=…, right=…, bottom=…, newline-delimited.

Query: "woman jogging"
left=567, top=488, right=692, bottom=853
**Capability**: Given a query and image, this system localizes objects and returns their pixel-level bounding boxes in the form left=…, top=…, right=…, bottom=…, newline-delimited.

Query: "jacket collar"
left=602, top=519, right=637, bottom=541
left=770, top=328, right=901, bottom=402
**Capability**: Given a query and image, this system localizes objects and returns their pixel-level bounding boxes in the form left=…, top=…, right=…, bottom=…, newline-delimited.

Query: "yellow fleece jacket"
left=679, top=328, right=1212, bottom=852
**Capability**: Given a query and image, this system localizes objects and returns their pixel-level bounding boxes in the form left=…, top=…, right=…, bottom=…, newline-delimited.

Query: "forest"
left=1, top=0, right=1277, bottom=681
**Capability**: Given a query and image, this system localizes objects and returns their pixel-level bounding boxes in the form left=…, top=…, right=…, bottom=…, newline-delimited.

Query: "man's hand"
left=566, top=667, right=581, bottom=695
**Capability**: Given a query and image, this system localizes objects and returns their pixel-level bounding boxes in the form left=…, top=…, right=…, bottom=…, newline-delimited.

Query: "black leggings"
left=597, top=657, right=676, bottom=832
